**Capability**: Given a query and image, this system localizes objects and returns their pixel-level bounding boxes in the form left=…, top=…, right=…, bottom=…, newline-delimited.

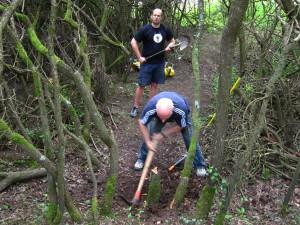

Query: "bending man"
left=134, top=91, right=207, bottom=177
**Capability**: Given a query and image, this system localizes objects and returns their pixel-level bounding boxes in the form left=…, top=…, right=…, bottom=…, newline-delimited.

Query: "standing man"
left=130, top=8, right=176, bottom=118
left=133, top=91, right=207, bottom=177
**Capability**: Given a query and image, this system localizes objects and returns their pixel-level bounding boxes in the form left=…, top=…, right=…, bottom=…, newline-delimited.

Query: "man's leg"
left=134, top=85, right=144, bottom=108
left=150, top=82, right=158, bottom=98
left=130, top=85, right=145, bottom=118
left=130, top=64, right=151, bottom=118
left=134, top=118, right=164, bottom=170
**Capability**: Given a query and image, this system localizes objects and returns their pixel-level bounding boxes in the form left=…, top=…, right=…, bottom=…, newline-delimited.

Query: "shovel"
left=146, top=35, right=190, bottom=60
left=131, top=139, right=158, bottom=205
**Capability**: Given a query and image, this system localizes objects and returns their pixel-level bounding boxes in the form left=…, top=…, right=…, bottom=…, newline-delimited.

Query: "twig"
left=107, top=106, right=118, bottom=129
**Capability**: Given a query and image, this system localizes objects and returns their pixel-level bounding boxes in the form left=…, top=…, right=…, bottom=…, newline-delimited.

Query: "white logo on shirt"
left=153, top=33, right=162, bottom=43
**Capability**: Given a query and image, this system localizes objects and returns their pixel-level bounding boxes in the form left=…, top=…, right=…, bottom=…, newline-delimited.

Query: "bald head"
left=156, top=98, right=174, bottom=122
left=151, top=8, right=163, bottom=27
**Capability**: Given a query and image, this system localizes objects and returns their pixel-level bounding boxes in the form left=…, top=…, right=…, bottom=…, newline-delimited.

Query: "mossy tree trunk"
left=48, top=1, right=66, bottom=223
left=197, top=0, right=250, bottom=220
left=172, top=0, right=205, bottom=207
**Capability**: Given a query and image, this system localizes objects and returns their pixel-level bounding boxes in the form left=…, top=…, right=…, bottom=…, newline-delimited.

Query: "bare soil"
left=0, top=33, right=299, bottom=225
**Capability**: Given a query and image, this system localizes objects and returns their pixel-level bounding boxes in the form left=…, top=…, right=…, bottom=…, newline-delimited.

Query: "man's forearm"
left=131, top=38, right=142, bottom=59
left=138, top=120, right=151, bottom=143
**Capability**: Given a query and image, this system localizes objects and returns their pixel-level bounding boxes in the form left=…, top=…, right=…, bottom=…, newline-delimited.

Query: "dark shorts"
left=138, top=62, right=165, bottom=87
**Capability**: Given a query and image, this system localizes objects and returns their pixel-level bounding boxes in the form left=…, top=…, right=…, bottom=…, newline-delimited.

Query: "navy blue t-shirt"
left=134, top=24, right=173, bottom=64
left=139, top=92, right=191, bottom=127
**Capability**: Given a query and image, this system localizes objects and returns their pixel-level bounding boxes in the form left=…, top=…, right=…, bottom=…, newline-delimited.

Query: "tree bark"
left=0, top=168, right=47, bottom=192
left=197, top=0, right=250, bottom=220
left=172, top=0, right=205, bottom=208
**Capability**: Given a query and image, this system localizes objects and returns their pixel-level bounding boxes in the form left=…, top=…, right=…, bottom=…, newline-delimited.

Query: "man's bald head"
left=156, top=98, right=174, bottom=122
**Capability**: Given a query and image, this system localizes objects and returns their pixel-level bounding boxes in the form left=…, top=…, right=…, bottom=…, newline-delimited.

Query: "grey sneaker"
left=130, top=106, right=138, bottom=118
left=134, top=159, right=144, bottom=170
left=196, top=168, right=208, bottom=177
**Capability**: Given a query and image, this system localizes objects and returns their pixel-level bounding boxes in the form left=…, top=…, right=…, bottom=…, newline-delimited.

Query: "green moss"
left=16, top=42, right=33, bottom=68
left=45, top=203, right=58, bottom=223
left=214, top=212, right=226, bottom=225
left=101, top=175, right=117, bottom=215
left=54, top=55, right=62, bottom=64
left=64, top=0, right=78, bottom=29
left=280, top=204, right=289, bottom=215
left=27, top=26, right=48, bottom=55
left=147, top=173, right=161, bottom=208
left=52, top=209, right=63, bottom=225
left=32, top=69, right=42, bottom=97
left=196, top=185, right=216, bottom=220
left=173, top=177, right=189, bottom=205
left=68, top=206, right=82, bottom=223
left=0, top=119, right=11, bottom=134
left=10, top=132, right=35, bottom=150
left=91, top=196, right=99, bottom=221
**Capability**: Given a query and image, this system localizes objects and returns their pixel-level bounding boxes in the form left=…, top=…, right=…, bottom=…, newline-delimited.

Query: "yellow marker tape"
left=206, top=113, right=216, bottom=128
left=230, top=77, right=241, bottom=95
left=206, top=77, right=242, bottom=127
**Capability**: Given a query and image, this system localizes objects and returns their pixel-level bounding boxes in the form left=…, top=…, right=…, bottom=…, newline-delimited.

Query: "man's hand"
left=146, top=139, right=157, bottom=152
left=165, top=43, right=175, bottom=52
left=138, top=56, right=146, bottom=63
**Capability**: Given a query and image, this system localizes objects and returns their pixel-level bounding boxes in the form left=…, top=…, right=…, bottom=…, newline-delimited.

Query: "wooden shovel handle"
left=133, top=140, right=157, bottom=201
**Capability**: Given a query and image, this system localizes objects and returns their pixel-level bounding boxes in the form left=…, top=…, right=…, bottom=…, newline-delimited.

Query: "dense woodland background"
left=0, top=0, right=299, bottom=224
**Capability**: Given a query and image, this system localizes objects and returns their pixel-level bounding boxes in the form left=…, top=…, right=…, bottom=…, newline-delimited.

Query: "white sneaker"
left=196, top=168, right=208, bottom=177
left=134, top=159, right=144, bottom=170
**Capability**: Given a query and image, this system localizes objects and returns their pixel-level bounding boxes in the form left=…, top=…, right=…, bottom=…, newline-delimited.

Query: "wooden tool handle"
left=133, top=140, right=157, bottom=201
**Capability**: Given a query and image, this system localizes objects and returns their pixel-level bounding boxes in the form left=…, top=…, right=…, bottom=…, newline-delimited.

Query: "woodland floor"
left=0, top=33, right=299, bottom=225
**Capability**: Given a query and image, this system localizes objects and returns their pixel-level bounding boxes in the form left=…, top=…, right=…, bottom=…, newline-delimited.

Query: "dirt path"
left=110, top=33, right=220, bottom=223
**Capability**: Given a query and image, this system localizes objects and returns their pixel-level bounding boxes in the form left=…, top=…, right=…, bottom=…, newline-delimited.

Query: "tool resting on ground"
left=131, top=139, right=157, bottom=205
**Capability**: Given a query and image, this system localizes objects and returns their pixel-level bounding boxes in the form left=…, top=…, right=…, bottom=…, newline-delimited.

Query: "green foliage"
left=243, top=82, right=254, bottom=97
left=26, top=127, right=44, bottom=141
left=245, top=1, right=279, bottom=30
left=204, top=1, right=226, bottom=31
left=126, top=206, right=144, bottom=224
left=175, top=0, right=225, bottom=31
left=179, top=215, right=203, bottom=224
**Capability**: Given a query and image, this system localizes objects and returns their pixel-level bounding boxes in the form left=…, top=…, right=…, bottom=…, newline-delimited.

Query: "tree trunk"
left=172, top=0, right=205, bottom=207
left=197, top=0, right=250, bottom=220
left=49, top=1, right=66, bottom=223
